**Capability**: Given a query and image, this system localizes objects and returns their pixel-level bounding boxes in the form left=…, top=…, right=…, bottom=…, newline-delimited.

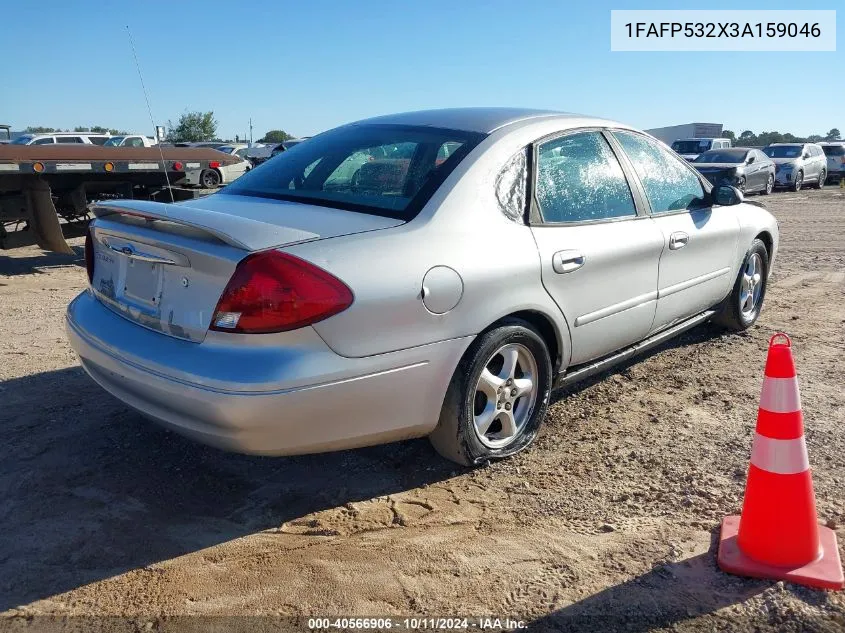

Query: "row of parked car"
left=9, top=131, right=158, bottom=147
left=688, top=141, right=844, bottom=194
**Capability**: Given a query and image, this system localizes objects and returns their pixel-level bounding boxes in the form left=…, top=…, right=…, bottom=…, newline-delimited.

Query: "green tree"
left=25, top=126, right=57, bottom=133
left=74, top=126, right=90, bottom=132
left=166, top=111, right=218, bottom=142
left=108, top=128, right=129, bottom=136
left=825, top=128, right=841, bottom=141
left=259, top=129, right=293, bottom=143
left=722, top=129, right=736, bottom=142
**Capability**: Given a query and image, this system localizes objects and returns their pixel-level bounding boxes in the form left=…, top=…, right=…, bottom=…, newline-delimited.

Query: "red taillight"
left=210, top=251, right=353, bottom=334
left=173, top=161, right=183, bottom=171
left=209, top=161, right=221, bottom=169
left=84, top=230, right=94, bottom=284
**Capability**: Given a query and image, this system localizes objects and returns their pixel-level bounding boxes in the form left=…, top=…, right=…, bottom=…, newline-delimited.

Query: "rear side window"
left=495, top=148, right=527, bottom=222
left=88, top=136, right=109, bottom=145
left=56, top=136, right=84, bottom=143
left=535, top=131, right=636, bottom=223
left=613, top=130, right=706, bottom=213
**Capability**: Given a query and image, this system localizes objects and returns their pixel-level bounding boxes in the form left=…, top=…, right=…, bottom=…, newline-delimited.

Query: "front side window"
left=613, top=130, right=706, bottom=213
left=535, top=131, right=636, bottom=223
left=224, top=124, right=483, bottom=219
left=32, top=137, right=54, bottom=145
left=56, top=136, right=83, bottom=144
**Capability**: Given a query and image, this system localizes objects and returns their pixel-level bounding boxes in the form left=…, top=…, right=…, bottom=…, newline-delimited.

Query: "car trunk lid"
left=89, top=195, right=403, bottom=342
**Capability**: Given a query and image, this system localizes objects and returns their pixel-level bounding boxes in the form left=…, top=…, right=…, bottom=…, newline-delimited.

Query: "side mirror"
left=746, top=155, right=755, bottom=164
left=802, top=153, right=810, bottom=159
left=712, top=185, right=744, bottom=206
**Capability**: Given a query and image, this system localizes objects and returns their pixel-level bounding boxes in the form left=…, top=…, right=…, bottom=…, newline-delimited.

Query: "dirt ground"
left=1, top=188, right=843, bottom=632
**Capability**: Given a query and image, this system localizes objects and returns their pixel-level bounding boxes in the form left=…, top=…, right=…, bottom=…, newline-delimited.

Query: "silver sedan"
left=67, top=108, right=779, bottom=465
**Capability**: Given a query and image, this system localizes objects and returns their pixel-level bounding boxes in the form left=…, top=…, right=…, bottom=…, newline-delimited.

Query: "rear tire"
left=429, top=319, right=552, bottom=466
left=713, top=239, right=769, bottom=331
left=200, top=168, right=221, bottom=188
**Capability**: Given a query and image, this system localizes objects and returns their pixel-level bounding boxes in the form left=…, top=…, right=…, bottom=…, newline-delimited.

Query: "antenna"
left=126, top=25, right=174, bottom=202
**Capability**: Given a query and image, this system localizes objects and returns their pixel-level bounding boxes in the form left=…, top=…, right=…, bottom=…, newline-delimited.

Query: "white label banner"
left=611, top=10, right=836, bottom=51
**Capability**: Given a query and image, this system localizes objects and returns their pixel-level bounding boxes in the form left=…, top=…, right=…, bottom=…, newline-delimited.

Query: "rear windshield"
left=223, top=124, right=484, bottom=219
left=822, top=145, right=845, bottom=156
left=694, top=150, right=746, bottom=164
left=671, top=140, right=711, bottom=153
left=763, top=145, right=801, bottom=158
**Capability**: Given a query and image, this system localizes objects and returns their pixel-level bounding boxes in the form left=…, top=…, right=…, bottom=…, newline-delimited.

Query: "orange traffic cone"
left=718, top=333, right=844, bottom=589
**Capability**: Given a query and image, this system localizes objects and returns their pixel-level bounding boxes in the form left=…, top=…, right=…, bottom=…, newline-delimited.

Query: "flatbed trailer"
left=0, top=145, right=239, bottom=253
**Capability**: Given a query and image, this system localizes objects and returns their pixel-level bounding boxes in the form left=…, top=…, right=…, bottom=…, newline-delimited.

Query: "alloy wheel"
left=765, top=175, right=773, bottom=194
left=739, top=253, right=763, bottom=320
left=472, top=343, right=538, bottom=449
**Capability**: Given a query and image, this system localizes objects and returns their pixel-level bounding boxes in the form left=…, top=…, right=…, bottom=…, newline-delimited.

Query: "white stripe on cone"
left=750, top=433, right=810, bottom=475
left=760, top=376, right=801, bottom=413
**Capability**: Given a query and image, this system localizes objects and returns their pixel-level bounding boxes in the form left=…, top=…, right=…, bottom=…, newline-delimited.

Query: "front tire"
left=713, top=239, right=769, bottom=331
left=429, top=319, right=552, bottom=466
left=814, top=170, right=826, bottom=189
left=791, top=170, right=803, bottom=192
left=762, top=174, right=774, bottom=195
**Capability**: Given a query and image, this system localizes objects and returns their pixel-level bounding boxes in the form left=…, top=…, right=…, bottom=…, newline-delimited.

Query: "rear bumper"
left=66, top=290, right=471, bottom=455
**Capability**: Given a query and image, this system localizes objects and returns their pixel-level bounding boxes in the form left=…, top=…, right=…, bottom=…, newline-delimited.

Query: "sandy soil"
left=1, top=189, right=843, bottom=632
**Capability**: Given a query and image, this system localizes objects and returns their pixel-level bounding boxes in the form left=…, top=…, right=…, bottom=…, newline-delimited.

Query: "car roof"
left=351, top=107, right=594, bottom=134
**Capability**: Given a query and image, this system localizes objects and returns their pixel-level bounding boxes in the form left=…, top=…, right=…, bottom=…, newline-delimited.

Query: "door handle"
left=669, top=232, right=689, bottom=250
left=552, top=250, right=586, bottom=274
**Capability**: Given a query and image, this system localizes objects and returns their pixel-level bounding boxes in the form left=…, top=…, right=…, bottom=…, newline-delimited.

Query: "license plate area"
left=122, top=258, right=164, bottom=309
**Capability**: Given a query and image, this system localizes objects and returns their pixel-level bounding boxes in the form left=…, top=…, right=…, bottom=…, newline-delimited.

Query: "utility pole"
left=249, top=117, right=253, bottom=146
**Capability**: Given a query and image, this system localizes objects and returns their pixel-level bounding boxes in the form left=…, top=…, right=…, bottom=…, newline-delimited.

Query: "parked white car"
left=103, top=135, right=158, bottom=148
left=11, top=132, right=111, bottom=145
left=184, top=145, right=251, bottom=188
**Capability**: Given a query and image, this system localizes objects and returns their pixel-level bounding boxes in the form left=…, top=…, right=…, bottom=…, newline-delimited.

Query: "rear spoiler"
left=91, top=199, right=319, bottom=252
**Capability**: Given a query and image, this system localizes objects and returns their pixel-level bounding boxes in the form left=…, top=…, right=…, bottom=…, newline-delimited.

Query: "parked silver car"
left=763, top=142, right=827, bottom=191
left=820, top=142, right=845, bottom=183
left=66, top=108, right=779, bottom=465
